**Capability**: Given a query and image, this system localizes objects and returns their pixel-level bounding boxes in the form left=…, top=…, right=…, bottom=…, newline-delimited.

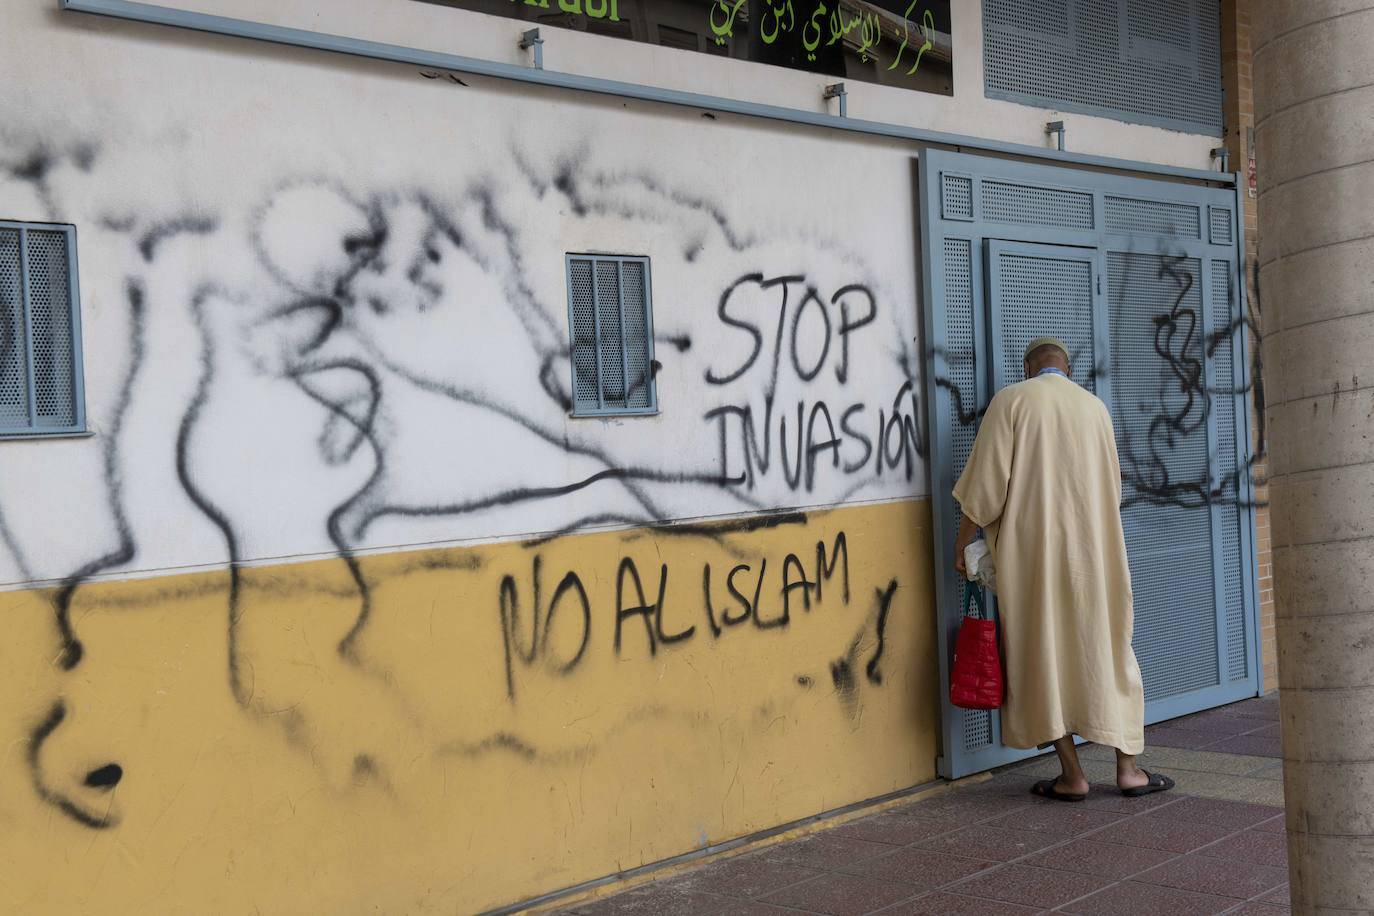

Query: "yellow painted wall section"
left=0, top=499, right=937, bottom=914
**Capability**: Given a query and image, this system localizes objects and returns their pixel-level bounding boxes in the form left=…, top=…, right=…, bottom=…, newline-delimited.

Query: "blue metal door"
left=921, top=150, right=1260, bottom=779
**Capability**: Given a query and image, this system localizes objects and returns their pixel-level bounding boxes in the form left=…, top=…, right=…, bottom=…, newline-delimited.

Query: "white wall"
left=0, top=0, right=930, bottom=588
left=0, top=0, right=1221, bottom=589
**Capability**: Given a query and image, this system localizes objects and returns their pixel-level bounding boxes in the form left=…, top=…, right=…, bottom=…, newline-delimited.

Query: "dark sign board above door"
left=421, top=0, right=953, bottom=95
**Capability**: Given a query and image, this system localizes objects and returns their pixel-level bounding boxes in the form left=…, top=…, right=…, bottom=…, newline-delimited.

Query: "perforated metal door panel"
left=0, top=228, right=28, bottom=428
left=620, top=260, right=653, bottom=410
left=986, top=241, right=1099, bottom=393
left=942, top=237, right=997, bottom=758
left=25, top=229, right=76, bottom=427
left=567, top=258, right=600, bottom=413
left=1109, top=252, right=1220, bottom=701
left=1210, top=261, right=1248, bottom=682
left=921, top=149, right=1259, bottom=779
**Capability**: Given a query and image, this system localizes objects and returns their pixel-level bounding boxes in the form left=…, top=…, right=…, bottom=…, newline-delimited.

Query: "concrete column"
left=1254, top=2, right=1374, bottom=910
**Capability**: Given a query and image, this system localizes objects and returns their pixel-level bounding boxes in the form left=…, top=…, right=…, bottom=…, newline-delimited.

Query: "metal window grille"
left=982, top=0, right=1223, bottom=136
left=566, top=254, right=657, bottom=416
left=0, top=221, right=85, bottom=436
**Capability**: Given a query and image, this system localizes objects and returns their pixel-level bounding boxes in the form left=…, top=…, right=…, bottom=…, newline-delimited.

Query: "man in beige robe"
left=952, top=337, right=1173, bottom=801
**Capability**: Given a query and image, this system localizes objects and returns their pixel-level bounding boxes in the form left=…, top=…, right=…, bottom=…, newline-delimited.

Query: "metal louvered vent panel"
left=943, top=237, right=994, bottom=753
left=0, top=229, right=28, bottom=428
left=568, top=259, right=600, bottom=412
left=567, top=255, right=655, bottom=416
left=996, top=253, right=1096, bottom=392
left=1211, top=262, right=1247, bottom=682
left=1209, top=207, right=1234, bottom=245
left=942, top=173, right=974, bottom=221
left=1109, top=251, right=1220, bottom=702
left=945, top=238, right=978, bottom=515
left=26, top=230, right=75, bottom=427
left=621, top=260, right=652, bottom=410
left=983, top=180, right=1094, bottom=229
left=594, top=260, right=626, bottom=408
left=982, top=0, right=1223, bottom=136
left=1104, top=197, right=1202, bottom=239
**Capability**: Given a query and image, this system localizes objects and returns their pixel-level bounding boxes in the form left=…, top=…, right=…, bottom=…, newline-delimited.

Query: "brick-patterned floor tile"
left=917, top=825, right=1060, bottom=861
left=1164, top=709, right=1262, bottom=737
left=958, top=773, right=1049, bottom=799
left=1226, top=696, right=1282, bottom=721
left=1203, top=735, right=1283, bottom=758
left=878, top=891, right=1041, bottom=915
left=759, top=871, right=920, bottom=916
left=1133, top=855, right=1288, bottom=899
left=1147, top=796, right=1283, bottom=830
left=1144, top=727, right=1222, bottom=750
left=836, top=845, right=994, bottom=889
left=1197, top=828, right=1289, bottom=868
left=947, top=863, right=1111, bottom=908
left=1080, top=785, right=1186, bottom=814
left=983, top=804, right=1126, bottom=837
left=830, top=812, right=963, bottom=846
left=902, top=793, right=1031, bottom=823
left=761, top=833, right=899, bottom=869
left=1059, top=880, right=1237, bottom=915
left=1092, top=817, right=1233, bottom=853
left=677, top=854, right=823, bottom=898
left=1024, top=837, right=1177, bottom=879
left=1259, top=884, right=1291, bottom=904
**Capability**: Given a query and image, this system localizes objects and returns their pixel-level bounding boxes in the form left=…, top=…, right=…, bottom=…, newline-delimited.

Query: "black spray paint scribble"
left=27, top=146, right=913, bottom=829
left=51, top=279, right=148, bottom=671
left=499, top=532, right=853, bottom=701
left=177, top=284, right=249, bottom=700
left=0, top=502, right=33, bottom=582
left=703, top=274, right=928, bottom=492
left=29, top=702, right=116, bottom=829
left=137, top=215, right=220, bottom=262
left=937, top=244, right=1263, bottom=514
left=419, top=69, right=470, bottom=87
left=29, top=699, right=124, bottom=831
left=829, top=579, right=899, bottom=720
left=0, top=141, right=99, bottom=220
left=1115, top=252, right=1265, bottom=510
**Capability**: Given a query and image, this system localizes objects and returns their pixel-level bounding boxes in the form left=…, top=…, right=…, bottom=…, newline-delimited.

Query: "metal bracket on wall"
left=1045, top=120, right=1065, bottom=151
left=823, top=83, right=847, bottom=118
left=1211, top=146, right=1230, bottom=173
left=519, top=28, right=543, bottom=70
left=56, top=0, right=1239, bottom=187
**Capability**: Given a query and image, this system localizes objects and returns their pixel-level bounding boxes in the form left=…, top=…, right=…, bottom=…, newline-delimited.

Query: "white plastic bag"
left=963, top=539, right=997, bottom=592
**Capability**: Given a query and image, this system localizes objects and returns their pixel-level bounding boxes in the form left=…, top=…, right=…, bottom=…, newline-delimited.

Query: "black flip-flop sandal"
left=1031, top=779, right=1087, bottom=803
left=1121, top=770, right=1175, bottom=798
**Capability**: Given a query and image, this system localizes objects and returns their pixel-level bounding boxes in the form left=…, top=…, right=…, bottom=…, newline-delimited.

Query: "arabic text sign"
left=425, top=0, right=953, bottom=95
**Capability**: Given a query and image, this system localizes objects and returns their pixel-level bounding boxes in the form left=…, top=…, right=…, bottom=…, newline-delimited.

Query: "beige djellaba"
left=953, top=373, right=1145, bottom=754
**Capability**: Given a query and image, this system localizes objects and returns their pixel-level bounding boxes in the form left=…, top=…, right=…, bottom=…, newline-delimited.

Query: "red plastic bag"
left=949, top=583, right=1004, bottom=710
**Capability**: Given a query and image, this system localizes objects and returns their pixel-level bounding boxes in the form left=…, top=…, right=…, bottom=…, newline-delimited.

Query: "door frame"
left=919, top=149, right=1261, bottom=780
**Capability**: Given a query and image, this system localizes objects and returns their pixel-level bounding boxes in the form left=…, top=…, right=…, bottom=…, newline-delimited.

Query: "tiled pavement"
left=554, top=695, right=1287, bottom=916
